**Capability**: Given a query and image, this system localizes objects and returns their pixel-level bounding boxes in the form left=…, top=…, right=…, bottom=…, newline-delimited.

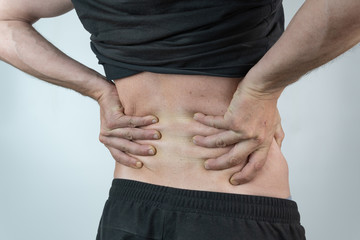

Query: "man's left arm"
left=192, top=0, right=360, bottom=185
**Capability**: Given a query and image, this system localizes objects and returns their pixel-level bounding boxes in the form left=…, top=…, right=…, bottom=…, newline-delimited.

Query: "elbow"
left=0, top=16, right=39, bottom=26
left=0, top=5, right=39, bottom=25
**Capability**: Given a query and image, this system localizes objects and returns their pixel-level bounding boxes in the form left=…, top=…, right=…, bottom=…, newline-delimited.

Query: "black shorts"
left=96, top=179, right=306, bottom=240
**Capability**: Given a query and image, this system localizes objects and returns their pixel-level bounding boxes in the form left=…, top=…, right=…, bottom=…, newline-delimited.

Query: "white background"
left=1, top=1, right=359, bottom=239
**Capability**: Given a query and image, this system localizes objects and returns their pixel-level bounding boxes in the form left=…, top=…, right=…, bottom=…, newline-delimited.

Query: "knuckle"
left=278, top=134, right=285, bottom=142
left=254, top=135, right=265, bottom=144
left=99, top=134, right=106, bottom=144
left=228, top=118, right=241, bottom=131
left=254, top=161, right=264, bottom=171
left=120, top=145, right=128, bottom=152
left=215, top=138, right=226, bottom=147
left=125, top=130, right=133, bottom=140
left=242, top=131, right=253, bottom=139
left=128, top=117, right=136, bottom=128
left=106, top=120, right=117, bottom=129
left=207, top=119, right=216, bottom=128
left=229, top=157, right=239, bottom=166
left=280, top=131, right=285, bottom=140
left=100, top=129, right=110, bottom=137
left=246, top=126, right=258, bottom=138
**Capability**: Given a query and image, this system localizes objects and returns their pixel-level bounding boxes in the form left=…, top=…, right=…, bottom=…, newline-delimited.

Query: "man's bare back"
left=111, top=71, right=290, bottom=198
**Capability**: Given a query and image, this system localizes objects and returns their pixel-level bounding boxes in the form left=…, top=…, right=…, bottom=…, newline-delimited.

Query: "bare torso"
left=113, top=72, right=290, bottom=199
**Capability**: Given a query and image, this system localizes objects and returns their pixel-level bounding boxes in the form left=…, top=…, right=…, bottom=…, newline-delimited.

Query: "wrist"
left=96, top=81, right=122, bottom=110
left=83, top=73, right=114, bottom=102
left=240, top=70, right=284, bottom=101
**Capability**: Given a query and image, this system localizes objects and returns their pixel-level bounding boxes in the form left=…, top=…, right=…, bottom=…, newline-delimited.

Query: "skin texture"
left=112, top=72, right=290, bottom=198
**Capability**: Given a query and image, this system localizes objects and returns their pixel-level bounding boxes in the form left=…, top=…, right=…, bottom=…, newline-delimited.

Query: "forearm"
left=0, top=20, right=112, bottom=101
left=245, top=0, right=360, bottom=97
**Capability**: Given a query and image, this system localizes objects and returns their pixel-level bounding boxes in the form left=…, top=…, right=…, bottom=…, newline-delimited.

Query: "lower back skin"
left=113, top=72, right=290, bottom=199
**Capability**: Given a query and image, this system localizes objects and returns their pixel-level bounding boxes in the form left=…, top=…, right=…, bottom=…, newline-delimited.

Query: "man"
left=0, top=0, right=359, bottom=239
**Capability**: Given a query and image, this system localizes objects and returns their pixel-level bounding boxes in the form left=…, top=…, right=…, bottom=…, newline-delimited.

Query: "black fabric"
left=96, top=179, right=306, bottom=240
left=71, top=0, right=284, bottom=80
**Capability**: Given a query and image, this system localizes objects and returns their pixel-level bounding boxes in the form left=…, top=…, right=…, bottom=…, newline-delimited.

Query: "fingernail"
left=192, top=137, right=197, bottom=144
left=204, top=161, right=210, bottom=170
left=148, top=148, right=155, bottom=155
left=153, top=133, right=160, bottom=139
left=230, top=178, right=239, bottom=185
left=135, top=162, right=143, bottom=168
left=152, top=118, right=158, bottom=123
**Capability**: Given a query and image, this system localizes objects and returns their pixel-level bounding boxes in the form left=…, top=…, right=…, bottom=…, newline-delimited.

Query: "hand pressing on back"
left=97, top=85, right=161, bottom=169
left=192, top=79, right=284, bottom=185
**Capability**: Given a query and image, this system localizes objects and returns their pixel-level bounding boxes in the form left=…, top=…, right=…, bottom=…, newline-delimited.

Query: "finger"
left=107, top=146, right=143, bottom=169
left=192, top=130, right=242, bottom=148
left=100, top=136, right=156, bottom=156
left=104, top=128, right=161, bottom=140
left=204, top=140, right=257, bottom=170
left=193, top=113, right=229, bottom=129
left=113, top=115, right=158, bottom=129
left=229, top=145, right=269, bottom=185
left=229, top=161, right=257, bottom=185
left=274, top=124, right=285, bottom=148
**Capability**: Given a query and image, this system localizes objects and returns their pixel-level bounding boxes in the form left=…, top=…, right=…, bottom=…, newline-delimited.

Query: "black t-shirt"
left=71, top=0, right=284, bottom=81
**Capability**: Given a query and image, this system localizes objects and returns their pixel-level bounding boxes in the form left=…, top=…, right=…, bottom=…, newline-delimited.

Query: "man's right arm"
left=0, top=0, right=160, bottom=168
left=0, top=0, right=109, bottom=100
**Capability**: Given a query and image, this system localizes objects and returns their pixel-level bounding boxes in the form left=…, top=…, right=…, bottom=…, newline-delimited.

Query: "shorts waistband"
left=108, top=178, right=301, bottom=224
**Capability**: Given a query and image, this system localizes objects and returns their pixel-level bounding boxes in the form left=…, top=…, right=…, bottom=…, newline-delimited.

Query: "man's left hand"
left=192, top=80, right=284, bottom=185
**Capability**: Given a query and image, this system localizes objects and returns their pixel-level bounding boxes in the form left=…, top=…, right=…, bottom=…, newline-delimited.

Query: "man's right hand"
left=97, top=84, right=161, bottom=168
left=1, top=0, right=163, bottom=169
